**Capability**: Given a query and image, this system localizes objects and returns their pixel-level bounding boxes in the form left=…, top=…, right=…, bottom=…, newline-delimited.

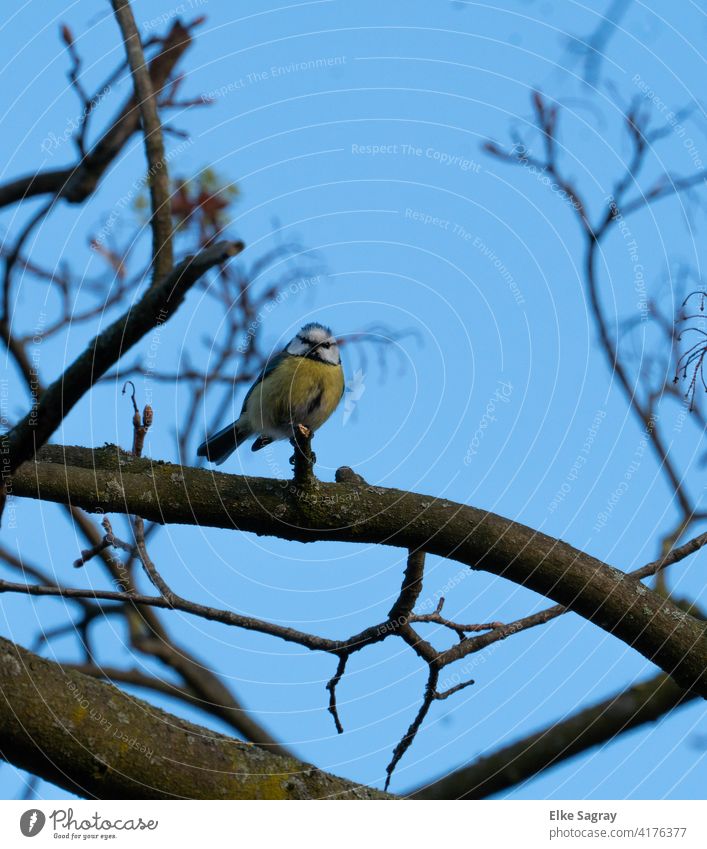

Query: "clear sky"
left=0, top=0, right=706, bottom=799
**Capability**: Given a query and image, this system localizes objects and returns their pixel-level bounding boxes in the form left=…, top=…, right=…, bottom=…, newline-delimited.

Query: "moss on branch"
left=0, top=637, right=390, bottom=799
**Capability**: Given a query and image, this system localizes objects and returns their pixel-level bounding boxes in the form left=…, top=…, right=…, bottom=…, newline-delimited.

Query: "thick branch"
left=11, top=445, right=707, bottom=696
left=0, top=637, right=388, bottom=799
left=412, top=672, right=696, bottom=799
left=436, top=530, right=707, bottom=668
left=61, top=662, right=288, bottom=755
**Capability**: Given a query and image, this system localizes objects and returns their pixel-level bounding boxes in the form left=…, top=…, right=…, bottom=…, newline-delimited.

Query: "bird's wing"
left=240, top=350, right=289, bottom=414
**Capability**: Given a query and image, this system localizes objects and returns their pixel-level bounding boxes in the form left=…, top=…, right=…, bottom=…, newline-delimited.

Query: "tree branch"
left=10, top=445, right=707, bottom=697
left=110, top=0, right=174, bottom=280
left=0, top=637, right=389, bottom=799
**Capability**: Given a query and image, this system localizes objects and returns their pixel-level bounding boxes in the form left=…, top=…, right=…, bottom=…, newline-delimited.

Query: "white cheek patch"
left=317, top=344, right=340, bottom=365
left=286, top=338, right=309, bottom=356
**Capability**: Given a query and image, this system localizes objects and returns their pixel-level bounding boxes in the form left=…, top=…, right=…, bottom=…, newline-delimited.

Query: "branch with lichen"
left=0, top=637, right=390, bottom=800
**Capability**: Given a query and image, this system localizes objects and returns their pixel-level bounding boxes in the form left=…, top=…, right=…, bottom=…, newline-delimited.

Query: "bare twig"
left=60, top=24, right=95, bottom=157
left=132, top=516, right=176, bottom=605
left=0, top=578, right=341, bottom=652
left=632, top=529, right=707, bottom=581
left=73, top=515, right=131, bottom=568
left=674, top=291, right=707, bottom=409
left=325, top=654, right=348, bottom=735
left=122, top=380, right=153, bottom=456
left=565, top=0, right=632, bottom=86
left=1, top=199, right=54, bottom=323
left=410, top=597, right=502, bottom=640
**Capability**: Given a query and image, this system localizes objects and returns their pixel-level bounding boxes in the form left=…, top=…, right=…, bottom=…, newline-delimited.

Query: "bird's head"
left=286, top=322, right=340, bottom=365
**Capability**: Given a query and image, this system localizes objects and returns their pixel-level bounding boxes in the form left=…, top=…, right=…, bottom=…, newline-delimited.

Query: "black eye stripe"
left=298, top=337, right=334, bottom=348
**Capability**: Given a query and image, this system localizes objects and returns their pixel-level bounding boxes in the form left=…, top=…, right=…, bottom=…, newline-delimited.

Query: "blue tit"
left=197, top=322, right=345, bottom=464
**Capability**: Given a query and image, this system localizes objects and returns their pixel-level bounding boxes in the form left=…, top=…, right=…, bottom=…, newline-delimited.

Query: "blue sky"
left=1, top=0, right=706, bottom=799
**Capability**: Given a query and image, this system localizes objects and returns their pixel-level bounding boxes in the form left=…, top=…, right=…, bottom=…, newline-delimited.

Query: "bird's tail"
left=197, top=417, right=251, bottom=465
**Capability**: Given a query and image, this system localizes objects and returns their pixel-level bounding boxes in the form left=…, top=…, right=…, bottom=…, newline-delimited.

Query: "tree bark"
left=10, top=444, right=707, bottom=697
left=0, top=637, right=389, bottom=799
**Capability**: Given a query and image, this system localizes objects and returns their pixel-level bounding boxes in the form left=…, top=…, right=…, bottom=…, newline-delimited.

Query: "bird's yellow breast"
left=245, top=355, right=344, bottom=436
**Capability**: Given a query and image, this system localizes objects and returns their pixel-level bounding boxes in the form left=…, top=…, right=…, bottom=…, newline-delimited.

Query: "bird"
left=197, top=322, right=345, bottom=465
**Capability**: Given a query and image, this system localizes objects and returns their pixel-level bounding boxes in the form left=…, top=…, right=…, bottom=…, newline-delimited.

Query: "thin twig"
left=73, top=515, right=131, bottom=568
left=133, top=516, right=176, bottom=605
left=384, top=666, right=440, bottom=791
left=632, top=529, right=707, bottom=581
left=2, top=199, right=53, bottom=322
left=325, top=655, right=348, bottom=734
left=410, top=597, right=502, bottom=640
